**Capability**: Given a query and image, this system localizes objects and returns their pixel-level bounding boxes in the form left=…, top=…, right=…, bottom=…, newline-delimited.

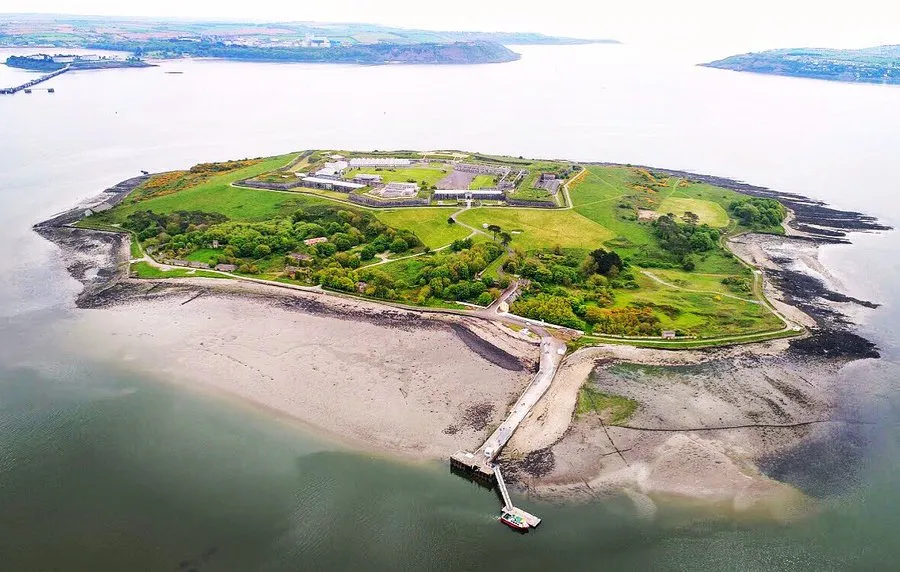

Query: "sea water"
left=1, top=44, right=899, bottom=570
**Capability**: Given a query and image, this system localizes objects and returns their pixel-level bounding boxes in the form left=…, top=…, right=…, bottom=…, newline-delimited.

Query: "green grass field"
left=456, top=208, right=613, bottom=251
left=185, top=248, right=224, bottom=263
left=377, top=257, right=429, bottom=283
left=643, top=268, right=752, bottom=297
left=89, top=155, right=326, bottom=224
left=611, top=273, right=782, bottom=337
left=129, top=237, right=142, bottom=259
left=469, top=174, right=496, bottom=189
left=512, top=187, right=555, bottom=201
left=656, top=197, right=730, bottom=227
left=351, top=166, right=448, bottom=187
left=571, top=167, right=749, bottom=274
left=131, top=261, right=226, bottom=279
left=374, top=209, right=472, bottom=249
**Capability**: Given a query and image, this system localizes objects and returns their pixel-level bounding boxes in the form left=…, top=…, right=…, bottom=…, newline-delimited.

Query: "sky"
left=2, top=0, right=899, bottom=57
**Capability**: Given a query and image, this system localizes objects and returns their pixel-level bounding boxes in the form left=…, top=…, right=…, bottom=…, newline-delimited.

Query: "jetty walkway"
left=1, top=66, right=70, bottom=95
left=451, top=315, right=565, bottom=529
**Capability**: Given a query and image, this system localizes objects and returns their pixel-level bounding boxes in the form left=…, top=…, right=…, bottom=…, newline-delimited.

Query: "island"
left=37, top=149, right=888, bottom=523
left=6, top=53, right=153, bottom=71
left=700, top=45, right=900, bottom=85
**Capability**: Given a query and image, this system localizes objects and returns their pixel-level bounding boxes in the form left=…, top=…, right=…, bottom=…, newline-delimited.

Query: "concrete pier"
left=450, top=329, right=565, bottom=528
left=1, top=66, right=70, bottom=95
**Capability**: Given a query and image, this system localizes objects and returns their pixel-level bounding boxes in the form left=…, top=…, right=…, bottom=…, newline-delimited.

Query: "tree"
left=476, top=292, right=494, bottom=306
left=360, top=245, right=376, bottom=261
left=682, top=211, right=700, bottom=225
left=447, top=217, right=455, bottom=225
left=510, top=294, right=582, bottom=329
left=316, top=242, right=337, bottom=257
left=729, top=198, right=786, bottom=229
left=487, top=224, right=501, bottom=241
left=499, top=231, right=512, bottom=246
left=390, top=237, right=409, bottom=253
left=588, top=248, right=623, bottom=276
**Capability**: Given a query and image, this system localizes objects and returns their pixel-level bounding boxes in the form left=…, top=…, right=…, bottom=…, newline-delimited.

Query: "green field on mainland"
left=374, top=209, right=472, bottom=249
left=81, top=150, right=791, bottom=344
left=656, top=196, right=730, bottom=227
left=350, top=166, right=448, bottom=187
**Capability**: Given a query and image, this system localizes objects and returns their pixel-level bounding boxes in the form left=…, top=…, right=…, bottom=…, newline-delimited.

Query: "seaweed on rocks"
left=789, top=331, right=879, bottom=360
left=500, top=447, right=555, bottom=483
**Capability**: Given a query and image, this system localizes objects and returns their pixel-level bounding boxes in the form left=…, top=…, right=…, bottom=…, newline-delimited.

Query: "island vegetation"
left=80, top=149, right=792, bottom=344
left=5, top=53, right=152, bottom=71
left=701, top=45, right=900, bottom=85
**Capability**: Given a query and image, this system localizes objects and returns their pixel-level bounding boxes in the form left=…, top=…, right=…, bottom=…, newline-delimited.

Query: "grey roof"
left=302, top=176, right=365, bottom=189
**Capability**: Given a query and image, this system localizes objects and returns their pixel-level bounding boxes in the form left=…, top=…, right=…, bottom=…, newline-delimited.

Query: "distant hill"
left=82, top=39, right=521, bottom=65
left=700, top=45, right=900, bottom=85
left=0, top=14, right=615, bottom=66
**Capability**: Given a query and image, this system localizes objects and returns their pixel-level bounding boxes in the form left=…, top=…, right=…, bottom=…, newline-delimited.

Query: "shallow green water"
left=1, top=353, right=897, bottom=570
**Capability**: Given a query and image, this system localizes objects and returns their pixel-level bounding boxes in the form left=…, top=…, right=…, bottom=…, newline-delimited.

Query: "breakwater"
left=0, top=66, right=70, bottom=95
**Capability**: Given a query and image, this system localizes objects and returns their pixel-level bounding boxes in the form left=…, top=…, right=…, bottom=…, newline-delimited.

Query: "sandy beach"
left=58, top=282, right=538, bottom=460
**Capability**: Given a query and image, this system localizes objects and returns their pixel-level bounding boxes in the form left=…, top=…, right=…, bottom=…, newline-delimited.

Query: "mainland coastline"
left=34, top=154, right=888, bottom=518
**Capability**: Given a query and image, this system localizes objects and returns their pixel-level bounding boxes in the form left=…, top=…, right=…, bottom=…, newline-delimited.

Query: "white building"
left=303, top=35, right=331, bottom=48
left=314, top=160, right=349, bottom=179
left=302, top=176, right=365, bottom=191
left=349, top=157, right=412, bottom=168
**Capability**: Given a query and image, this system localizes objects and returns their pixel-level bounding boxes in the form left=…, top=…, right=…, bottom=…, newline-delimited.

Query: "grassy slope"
left=572, top=167, right=749, bottom=273
left=96, top=154, right=318, bottom=223
left=569, top=166, right=781, bottom=336
left=616, top=274, right=782, bottom=337
left=456, top=208, right=613, bottom=251
left=374, top=209, right=472, bottom=249
left=130, top=261, right=225, bottom=279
